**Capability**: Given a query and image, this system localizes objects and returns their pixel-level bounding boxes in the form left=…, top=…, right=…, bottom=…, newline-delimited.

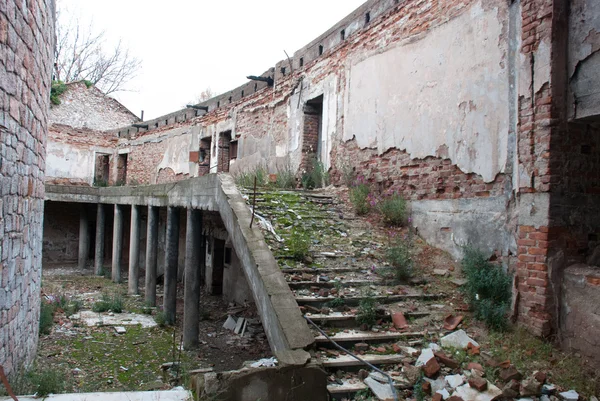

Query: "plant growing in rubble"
left=356, top=293, right=378, bottom=328
left=385, top=238, right=413, bottom=283
left=234, top=165, right=267, bottom=188
left=350, top=177, right=371, bottom=215
left=378, top=192, right=407, bottom=226
left=301, top=158, right=329, bottom=189
left=462, top=247, right=512, bottom=331
left=39, top=301, right=56, bottom=335
left=92, top=293, right=123, bottom=313
left=288, top=229, right=311, bottom=261
left=327, top=297, right=345, bottom=309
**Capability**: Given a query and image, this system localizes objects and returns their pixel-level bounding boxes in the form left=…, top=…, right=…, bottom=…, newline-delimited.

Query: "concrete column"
left=128, top=205, right=141, bottom=295
left=183, top=209, right=202, bottom=348
left=94, top=204, right=105, bottom=275
left=112, top=204, right=124, bottom=283
left=145, top=206, right=159, bottom=305
left=78, top=207, right=90, bottom=270
left=163, top=206, right=180, bottom=325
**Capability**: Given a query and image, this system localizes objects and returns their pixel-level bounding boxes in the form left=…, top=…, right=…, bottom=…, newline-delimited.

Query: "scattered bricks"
left=499, top=366, right=523, bottom=382
left=466, top=362, right=484, bottom=373
left=468, top=377, right=488, bottom=392
left=422, top=380, right=432, bottom=394
left=354, top=342, right=369, bottom=352
left=392, top=343, right=402, bottom=353
left=432, top=393, right=443, bottom=401
left=434, top=352, right=459, bottom=369
left=447, top=397, right=464, bottom=401
left=586, top=276, right=600, bottom=286
left=520, top=376, right=542, bottom=397
left=534, top=371, right=547, bottom=383
left=317, top=289, right=330, bottom=297
left=503, top=380, right=521, bottom=398
left=392, top=312, right=408, bottom=330
left=422, top=357, right=441, bottom=378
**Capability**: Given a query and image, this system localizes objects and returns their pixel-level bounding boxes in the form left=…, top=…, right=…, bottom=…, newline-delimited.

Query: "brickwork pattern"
left=0, top=0, right=55, bottom=375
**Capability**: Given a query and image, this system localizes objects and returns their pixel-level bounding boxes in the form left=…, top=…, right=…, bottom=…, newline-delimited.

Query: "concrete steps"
left=295, top=293, right=441, bottom=308
left=321, top=353, right=404, bottom=368
left=314, top=330, right=425, bottom=344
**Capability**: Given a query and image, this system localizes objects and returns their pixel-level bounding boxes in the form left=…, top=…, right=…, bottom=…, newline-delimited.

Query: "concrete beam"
left=183, top=209, right=202, bottom=348
left=112, top=204, right=124, bottom=283
left=128, top=205, right=141, bottom=295
left=164, top=206, right=180, bottom=325
left=94, top=204, right=105, bottom=275
left=145, top=206, right=159, bottom=306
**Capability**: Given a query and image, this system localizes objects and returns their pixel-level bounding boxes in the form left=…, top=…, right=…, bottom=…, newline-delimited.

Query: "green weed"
left=39, top=301, right=55, bottom=335
left=92, top=293, right=124, bottom=313
left=350, top=183, right=371, bottom=215
left=287, top=230, right=311, bottom=261
left=301, top=158, right=329, bottom=189
left=385, top=239, right=413, bottom=282
left=356, top=293, right=378, bottom=328
left=461, top=247, right=512, bottom=331
left=234, top=165, right=267, bottom=188
left=378, top=193, right=407, bottom=226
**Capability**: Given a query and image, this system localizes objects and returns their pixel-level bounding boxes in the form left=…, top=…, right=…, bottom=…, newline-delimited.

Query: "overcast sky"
left=57, top=0, right=366, bottom=120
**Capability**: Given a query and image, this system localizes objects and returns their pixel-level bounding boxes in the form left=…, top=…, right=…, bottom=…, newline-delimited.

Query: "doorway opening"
left=301, top=95, right=323, bottom=172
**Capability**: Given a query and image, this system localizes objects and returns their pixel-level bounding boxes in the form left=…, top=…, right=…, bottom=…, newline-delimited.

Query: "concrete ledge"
left=44, top=174, right=314, bottom=356
left=216, top=174, right=314, bottom=353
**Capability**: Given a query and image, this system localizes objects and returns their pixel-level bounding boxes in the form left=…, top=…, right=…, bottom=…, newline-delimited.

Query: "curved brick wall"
left=0, top=0, right=55, bottom=375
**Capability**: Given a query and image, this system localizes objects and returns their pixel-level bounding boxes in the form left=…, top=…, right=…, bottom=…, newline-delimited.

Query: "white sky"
left=57, top=0, right=366, bottom=120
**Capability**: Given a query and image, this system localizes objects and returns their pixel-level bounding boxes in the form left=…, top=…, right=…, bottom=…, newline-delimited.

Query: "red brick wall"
left=334, top=140, right=507, bottom=201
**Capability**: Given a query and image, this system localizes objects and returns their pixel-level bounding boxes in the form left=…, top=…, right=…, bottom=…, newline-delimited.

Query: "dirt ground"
left=27, top=266, right=270, bottom=394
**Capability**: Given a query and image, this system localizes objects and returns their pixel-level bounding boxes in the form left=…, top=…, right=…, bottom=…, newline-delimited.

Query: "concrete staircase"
left=244, top=186, right=458, bottom=400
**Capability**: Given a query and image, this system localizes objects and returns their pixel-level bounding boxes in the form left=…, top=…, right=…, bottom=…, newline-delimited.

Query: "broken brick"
left=468, top=377, right=488, bottom=392
left=422, top=357, right=441, bottom=378
left=434, top=352, right=459, bottom=369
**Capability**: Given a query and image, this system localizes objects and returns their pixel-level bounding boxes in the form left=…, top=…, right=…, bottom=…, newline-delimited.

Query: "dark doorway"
left=301, top=95, right=323, bottom=171
left=217, top=131, right=232, bottom=173
left=211, top=239, right=225, bottom=295
left=116, top=153, right=128, bottom=185
left=94, top=154, right=110, bottom=186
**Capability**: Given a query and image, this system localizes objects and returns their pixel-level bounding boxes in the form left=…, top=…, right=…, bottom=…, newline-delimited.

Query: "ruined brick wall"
left=49, top=81, right=140, bottom=131
left=46, top=124, right=117, bottom=186
left=0, top=0, right=55, bottom=375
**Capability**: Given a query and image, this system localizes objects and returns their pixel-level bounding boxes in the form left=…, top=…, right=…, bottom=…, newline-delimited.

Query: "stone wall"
left=49, top=81, right=140, bottom=131
left=0, top=0, right=55, bottom=375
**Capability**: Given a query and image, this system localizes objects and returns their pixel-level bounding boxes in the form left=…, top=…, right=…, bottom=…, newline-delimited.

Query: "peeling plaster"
left=343, top=0, right=509, bottom=183
left=156, top=133, right=193, bottom=177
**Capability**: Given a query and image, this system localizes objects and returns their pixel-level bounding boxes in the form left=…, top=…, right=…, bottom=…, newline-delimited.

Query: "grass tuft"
left=378, top=193, right=407, bottom=226
left=92, top=293, right=124, bottom=313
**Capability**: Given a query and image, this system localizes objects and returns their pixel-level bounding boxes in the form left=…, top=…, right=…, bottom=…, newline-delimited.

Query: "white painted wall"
left=343, top=0, right=509, bottom=183
left=46, top=141, right=96, bottom=184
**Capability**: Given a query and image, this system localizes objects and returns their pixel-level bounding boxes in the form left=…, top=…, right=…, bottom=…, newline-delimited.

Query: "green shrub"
left=234, top=165, right=267, bottom=188
left=350, top=184, right=371, bottom=215
left=155, top=310, right=167, bottom=327
left=356, top=294, right=377, bottom=328
left=337, top=159, right=355, bottom=186
left=288, top=230, right=310, bottom=261
left=301, top=158, right=329, bottom=189
left=385, top=240, right=413, bottom=282
left=29, top=368, right=64, bottom=396
left=50, top=80, right=68, bottom=105
left=274, top=166, right=296, bottom=189
left=378, top=193, right=407, bottom=226
left=39, top=302, right=55, bottom=335
left=92, top=293, right=123, bottom=313
left=461, top=247, right=512, bottom=331
left=327, top=297, right=345, bottom=308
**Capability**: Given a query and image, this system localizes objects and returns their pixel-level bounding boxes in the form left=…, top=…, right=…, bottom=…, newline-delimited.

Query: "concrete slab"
left=315, top=330, right=424, bottom=343
left=322, top=353, right=403, bottom=368
left=1, top=390, right=192, bottom=401
left=71, top=310, right=157, bottom=328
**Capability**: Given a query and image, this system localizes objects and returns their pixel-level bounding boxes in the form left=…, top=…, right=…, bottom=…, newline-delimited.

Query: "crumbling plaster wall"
left=344, top=1, right=509, bottom=183
left=49, top=82, right=140, bottom=130
left=46, top=125, right=117, bottom=186
left=568, top=0, right=600, bottom=121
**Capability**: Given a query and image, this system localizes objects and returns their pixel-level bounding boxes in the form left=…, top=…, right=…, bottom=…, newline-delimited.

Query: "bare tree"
left=187, top=88, right=215, bottom=105
left=54, top=10, right=141, bottom=94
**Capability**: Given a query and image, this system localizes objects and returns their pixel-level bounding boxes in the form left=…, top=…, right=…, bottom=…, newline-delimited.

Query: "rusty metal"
left=0, top=365, right=19, bottom=401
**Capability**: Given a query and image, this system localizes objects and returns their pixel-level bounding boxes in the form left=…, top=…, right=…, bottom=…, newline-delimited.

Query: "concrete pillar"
left=145, top=206, right=159, bottom=306
left=183, top=209, right=202, bottom=348
left=94, top=204, right=105, bottom=275
left=128, top=205, right=141, bottom=295
left=163, top=206, right=180, bottom=325
left=112, top=204, right=124, bottom=283
left=78, top=207, right=90, bottom=270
